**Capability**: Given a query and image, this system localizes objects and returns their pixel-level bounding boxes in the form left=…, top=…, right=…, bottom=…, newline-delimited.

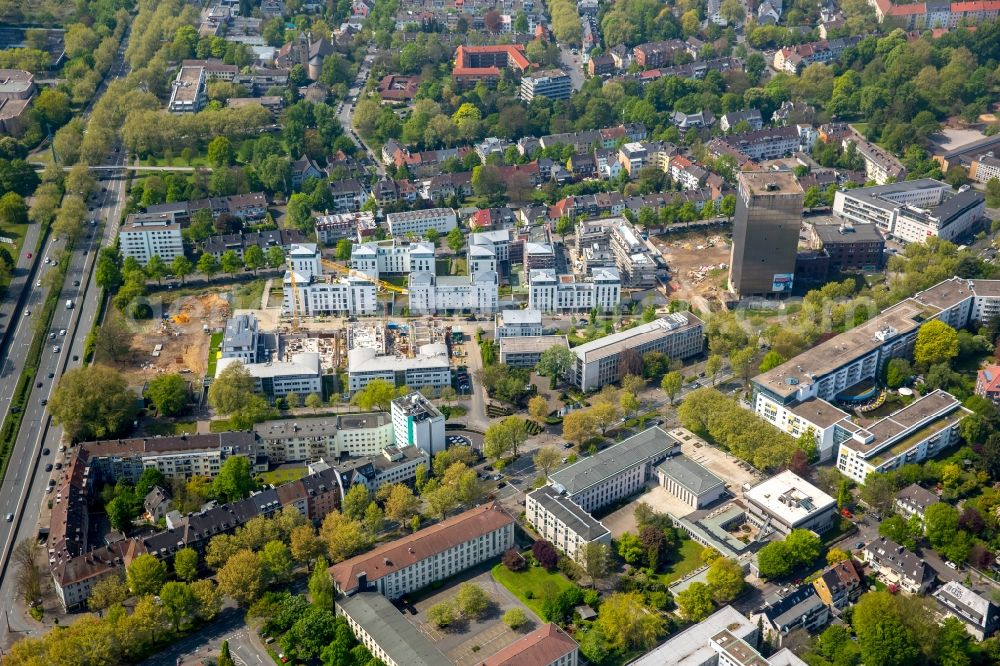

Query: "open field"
left=491, top=562, right=576, bottom=618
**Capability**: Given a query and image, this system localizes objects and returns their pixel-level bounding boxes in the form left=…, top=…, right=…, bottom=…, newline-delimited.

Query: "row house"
left=668, top=155, right=710, bottom=190
left=424, top=172, right=473, bottom=200
left=145, top=192, right=268, bottom=224
left=632, top=39, right=690, bottom=69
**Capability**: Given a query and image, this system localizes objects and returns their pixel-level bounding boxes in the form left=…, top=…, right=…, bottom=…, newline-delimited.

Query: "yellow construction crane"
left=288, top=264, right=303, bottom=331
left=321, top=258, right=408, bottom=294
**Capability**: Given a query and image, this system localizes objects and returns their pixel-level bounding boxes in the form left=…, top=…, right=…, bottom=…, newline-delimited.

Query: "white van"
left=65, top=300, right=73, bottom=309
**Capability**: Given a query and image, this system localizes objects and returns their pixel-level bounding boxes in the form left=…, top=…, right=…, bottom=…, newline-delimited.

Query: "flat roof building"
left=934, top=580, right=1000, bottom=640
left=629, top=605, right=756, bottom=666
left=168, top=65, right=207, bottom=112
left=499, top=335, right=569, bottom=368
left=520, top=68, right=572, bottom=102
left=744, top=470, right=837, bottom=535
left=216, top=354, right=323, bottom=401
left=657, top=454, right=727, bottom=509
left=221, top=313, right=265, bottom=363
left=120, top=214, right=184, bottom=265
left=347, top=344, right=452, bottom=392
left=390, top=391, right=446, bottom=456
left=495, top=309, right=543, bottom=337
left=254, top=412, right=394, bottom=462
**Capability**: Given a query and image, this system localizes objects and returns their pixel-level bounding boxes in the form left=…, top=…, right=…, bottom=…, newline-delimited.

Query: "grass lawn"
left=206, top=332, right=223, bottom=377
left=259, top=467, right=308, bottom=485
left=0, top=222, right=29, bottom=291
left=144, top=420, right=198, bottom=436
left=232, top=279, right=266, bottom=309
left=209, top=418, right=234, bottom=433
left=491, top=562, right=576, bottom=617
left=661, top=537, right=705, bottom=584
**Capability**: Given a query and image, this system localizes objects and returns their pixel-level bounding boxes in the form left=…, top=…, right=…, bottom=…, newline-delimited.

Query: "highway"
left=0, top=43, right=131, bottom=650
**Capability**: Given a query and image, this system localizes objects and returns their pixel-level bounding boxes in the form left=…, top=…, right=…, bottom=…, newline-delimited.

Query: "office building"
left=863, top=536, right=932, bottom=594
left=408, top=271, right=499, bottom=315
left=494, top=309, right=543, bottom=337
left=630, top=606, right=757, bottom=666
left=220, top=314, right=265, bottom=363
left=728, top=172, right=804, bottom=298
left=336, top=593, right=444, bottom=666
left=385, top=207, right=457, bottom=237
left=835, top=390, right=970, bottom=484
left=119, top=214, right=185, bottom=265
left=811, top=559, right=863, bottom=610
left=934, top=581, right=1000, bottom=640
left=499, top=335, right=569, bottom=368
left=390, top=392, right=446, bottom=456
left=570, top=314, right=704, bottom=392
left=168, top=65, right=207, bottom=112
left=481, top=624, right=580, bottom=666
left=452, top=44, right=530, bottom=87
left=254, top=413, right=396, bottom=462
left=331, top=445, right=429, bottom=495
left=329, top=503, right=514, bottom=598
left=832, top=179, right=985, bottom=244
left=520, top=69, right=572, bottom=102
left=744, top=470, right=837, bottom=535
left=215, top=354, right=323, bottom=400
left=527, top=268, right=621, bottom=313
left=348, top=344, right=452, bottom=392
left=656, top=455, right=727, bottom=509
left=894, top=483, right=939, bottom=521
left=751, top=586, right=830, bottom=644
left=525, top=484, right=611, bottom=562
left=809, top=221, right=885, bottom=272
left=549, top=426, right=678, bottom=513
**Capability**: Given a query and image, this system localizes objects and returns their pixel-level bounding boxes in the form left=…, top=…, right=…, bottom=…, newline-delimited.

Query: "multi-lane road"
left=0, top=45, right=131, bottom=649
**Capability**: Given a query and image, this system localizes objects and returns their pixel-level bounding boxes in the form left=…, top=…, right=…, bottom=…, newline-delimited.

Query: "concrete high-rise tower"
left=728, top=171, right=804, bottom=298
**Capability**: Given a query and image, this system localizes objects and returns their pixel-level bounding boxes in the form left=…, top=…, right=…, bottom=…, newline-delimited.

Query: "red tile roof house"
left=478, top=623, right=580, bottom=666
left=976, top=364, right=1000, bottom=405
left=453, top=44, right=532, bottom=87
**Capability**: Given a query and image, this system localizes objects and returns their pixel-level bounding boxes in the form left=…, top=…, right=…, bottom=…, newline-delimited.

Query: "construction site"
left=651, top=230, right=733, bottom=312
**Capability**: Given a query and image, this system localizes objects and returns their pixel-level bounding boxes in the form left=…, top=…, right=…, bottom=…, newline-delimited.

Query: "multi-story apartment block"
left=527, top=267, right=621, bottom=313
left=719, top=109, right=764, bottom=133
left=256, top=413, right=396, bottom=462
left=468, top=243, right=499, bottom=280
left=452, top=44, right=530, bottom=87
left=894, top=483, right=939, bottom=521
left=812, top=560, right=864, bottom=610
left=408, top=271, right=499, bottom=314
left=520, top=68, right=572, bottom=102
left=618, top=142, right=649, bottom=176
left=842, top=133, right=907, bottom=184
left=751, top=586, right=831, bottom=645
left=390, top=392, right=446, bottom=456
left=119, top=214, right=185, bottom=265
left=571, top=314, right=704, bottom=392
left=351, top=239, right=435, bottom=280
left=331, top=445, right=429, bottom=495
left=215, top=353, right=324, bottom=400
left=385, top=207, right=457, bottom=237
left=871, top=0, right=1000, bottom=29
left=494, top=309, right=543, bottom=337
left=284, top=244, right=377, bottom=317
left=969, top=153, right=1000, bottom=184
left=168, top=65, right=207, bottom=112
left=328, top=179, right=368, bottom=212
left=832, top=179, right=985, bottom=244
left=525, top=485, right=611, bottom=562
left=471, top=229, right=512, bottom=262
left=549, top=426, right=678, bottom=513
left=863, top=536, right=932, bottom=594
left=330, top=502, right=515, bottom=598
left=146, top=193, right=268, bottom=224
left=934, top=581, right=1000, bottom=640
left=203, top=229, right=307, bottom=260
left=336, top=592, right=443, bottom=666
left=718, top=125, right=805, bottom=161
left=810, top=221, right=885, bottom=272
left=220, top=314, right=265, bottom=363
left=608, top=217, right=660, bottom=287
left=744, top=470, right=838, bottom=535
left=347, top=344, right=452, bottom=392
left=315, top=211, right=375, bottom=244
left=180, top=59, right=238, bottom=80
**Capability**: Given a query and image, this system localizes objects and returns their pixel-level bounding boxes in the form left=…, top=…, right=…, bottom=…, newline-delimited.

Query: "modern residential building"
left=348, top=344, right=452, bottom=392
left=351, top=239, right=435, bottom=280
left=119, top=214, right=185, bottom=265
left=494, top=309, right=543, bottom=337
left=385, top=207, right=457, bottom=236
left=254, top=413, right=395, bottom=462
left=390, top=392, right=446, bottom=456
left=315, top=211, right=376, bottom=243
left=809, top=221, right=885, bottom=272
left=548, top=426, right=678, bottom=513
left=220, top=314, right=265, bottom=363
left=835, top=390, right=971, bottom=484
left=168, top=65, right=207, bottom=112
left=751, top=586, right=831, bottom=644
left=629, top=605, right=757, bottom=666
left=468, top=244, right=498, bottom=281
left=656, top=455, right=727, bottom=509
left=329, top=502, right=514, bottom=598
left=752, top=277, right=1000, bottom=461
left=710, top=631, right=808, bottom=666
left=283, top=244, right=378, bottom=317
left=718, top=125, right=805, bottom=162
left=832, top=179, right=985, bottom=244
left=894, top=484, right=939, bottom=522
left=863, top=536, right=932, bottom=594
left=336, top=592, right=443, bottom=666
left=975, top=364, right=1000, bottom=405
left=526, top=484, right=611, bottom=562
left=728, top=171, right=804, bottom=298
left=408, top=271, right=500, bottom=314
left=812, top=559, right=864, bottom=610
left=331, top=445, right=429, bottom=495
left=520, top=68, right=572, bottom=102
left=608, top=217, right=660, bottom=287
left=215, top=353, right=323, bottom=400
left=744, top=470, right=838, bottom=535
left=499, top=335, right=569, bottom=368
left=570, top=314, right=704, bottom=392
left=934, top=581, right=1000, bottom=640
left=481, top=624, right=580, bottom=666
left=843, top=133, right=907, bottom=184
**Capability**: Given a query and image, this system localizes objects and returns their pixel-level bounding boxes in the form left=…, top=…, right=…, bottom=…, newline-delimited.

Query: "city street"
left=0, top=41, right=131, bottom=649
left=336, top=49, right=385, bottom=176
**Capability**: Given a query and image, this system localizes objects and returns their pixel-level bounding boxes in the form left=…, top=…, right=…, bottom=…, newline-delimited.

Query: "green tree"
left=555, top=215, right=573, bottom=242
left=216, top=549, right=264, bottom=606
left=219, top=641, right=235, bottom=666
left=885, top=358, right=912, bottom=388
left=759, top=350, right=786, bottom=373
left=174, top=548, right=199, bottom=582
left=221, top=250, right=243, bottom=276
left=106, top=496, right=133, bottom=533
left=208, top=361, right=255, bottom=414
left=755, top=541, right=791, bottom=579
left=335, top=238, right=352, bottom=260
left=582, top=542, right=611, bottom=585
left=706, top=354, right=724, bottom=385
left=595, top=591, right=666, bottom=651
left=244, top=245, right=265, bottom=275
left=49, top=365, right=139, bottom=440
left=914, top=320, right=959, bottom=368
left=171, top=255, right=193, bottom=285
left=706, top=557, right=745, bottom=602
left=212, top=456, right=257, bottom=502
left=784, top=529, right=822, bottom=564
left=446, top=226, right=464, bottom=253
left=676, top=581, right=715, bottom=621
left=145, top=374, right=188, bottom=416
left=320, top=511, right=373, bottom=562
left=351, top=378, right=397, bottom=411
left=260, top=540, right=293, bottom=583
left=309, top=556, right=335, bottom=610
left=384, top=484, right=420, bottom=524
left=616, top=532, right=645, bottom=565
left=208, top=136, right=234, bottom=167
left=266, top=246, right=285, bottom=269
left=145, top=254, right=167, bottom=284
left=0, top=192, right=28, bottom=226
left=342, top=483, right=371, bottom=520
left=428, top=600, right=456, bottom=627
left=729, top=346, right=756, bottom=387
left=852, top=592, right=921, bottom=666
left=503, top=607, right=527, bottom=629
left=88, top=574, right=130, bottom=611
left=537, top=345, right=576, bottom=385
left=455, top=582, right=490, bottom=619
left=660, top=371, right=683, bottom=405
left=198, top=252, right=219, bottom=279
left=160, top=581, right=197, bottom=631
left=126, top=553, right=167, bottom=597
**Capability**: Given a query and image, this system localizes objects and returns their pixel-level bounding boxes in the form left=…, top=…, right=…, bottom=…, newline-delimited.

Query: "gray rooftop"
left=895, top=483, right=939, bottom=512
left=529, top=485, right=611, bottom=541
left=657, top=455, right=726, bottom=496
left=812, top=221, right=885, bottom=244
left=759, top=586, right=824, bottom=629
left=629, top=605, right=754, bottom=666
left=498, top=309, right=542, bottom=326
left=572, top=314, right=703, bottom=364
left=550, top=426, right=678, bottom=496
left=336, top=593, right=444, bottom=666
left=223, top=314, right=258, bottom=351
left=499, top=335, right=569, bottom=355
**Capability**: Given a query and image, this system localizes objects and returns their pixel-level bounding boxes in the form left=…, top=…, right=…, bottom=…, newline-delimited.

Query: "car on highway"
left=45, top=464, right=52, bottom=472
left=55, top=462, right=62, bottom=470
left=23, top=310, right=29, bottom=317
left=48, top=372, right=54, bottom=378
left=36, top=382, right=42, bottom=388
left=40, top=399, right=47, bottom=406
left=35, top=279, right=41, bottom=287
left=53, top=346, right=60, bottom=353
left=946, top=561, right=958, bottom=569
left=5, top=514, right=12, bottom=522
left=42, top=448, right=50, bottom=455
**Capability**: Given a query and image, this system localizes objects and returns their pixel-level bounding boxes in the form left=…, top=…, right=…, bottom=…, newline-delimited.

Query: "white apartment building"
left=330, top=502, right=515, bottom=598
left=215, top=353, right=323, bottom=400
left=332, top=445, right=430, bottom=496
left=351, top=240, right=435, bottom=280
left=167, top=65, right=207, bottom=113
left=526, top=485, right=611, bottom=562
left=408, top=271, right=499, bottom=314
left=221, top=313, right=263, bottom=363
left=337, top=593, right=444, bottom=666
left=495, top=309, right=543, bottom=337
left=283, top=244, right=377, bottom=316
left=347, top=344, right=452, bottom=392
left=549, top=427, right=678, bottom=513
left=254, top=412, right=395, bottom=462
left=467, top=243, right=498, bottom=280
left=390, top=392, right=446, bottom=456
left=471, top=229, right=511, bottom=262
left=631, top=606, right=757, bottom=666
left=571, top=314, right=704, bottom=392
left=835, top=389, right=971, bottom=484
left=608, top=217, right=659, bottom=287
left=519, top=69, right=572, bottom=102
left=385, top=207, right=457, bottom=237
left=119, top=215, right=185, bottom=265
left=499, top=336, right=569, bottom=368
left=527, top=267, right=621, bottom=313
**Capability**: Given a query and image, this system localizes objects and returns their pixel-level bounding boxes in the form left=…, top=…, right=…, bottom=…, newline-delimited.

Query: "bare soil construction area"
left=651, top=230, right=733, bottom=312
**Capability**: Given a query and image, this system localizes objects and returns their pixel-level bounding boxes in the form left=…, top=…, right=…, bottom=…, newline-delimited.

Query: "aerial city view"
left=4, top=0, right=1000, bottom=664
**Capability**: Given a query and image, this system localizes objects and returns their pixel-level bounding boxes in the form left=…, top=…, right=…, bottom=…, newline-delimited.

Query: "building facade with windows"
left=348, top=345, right=452, bottom=392
left=495, top=309, right=543, bottom=337
left=254, top=413, right=395, bottom=462
left=744, top=470, right=838, bottom=536
left=656, top=454, right=727, bottom=509
left=526, top=484, right=612, bottom=562
left=408, top=271, right=499, bottom=314
left=390, top=392, right=446, bottom=456
left=385, top=207, right=457, bottom=237
left=120, top=214, right=185, bottom=265
left=499, top=335, right=570, bottom=368
left=527, top=268, right=621, bottom=313
left=215, top=353, right=323, bottom=400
